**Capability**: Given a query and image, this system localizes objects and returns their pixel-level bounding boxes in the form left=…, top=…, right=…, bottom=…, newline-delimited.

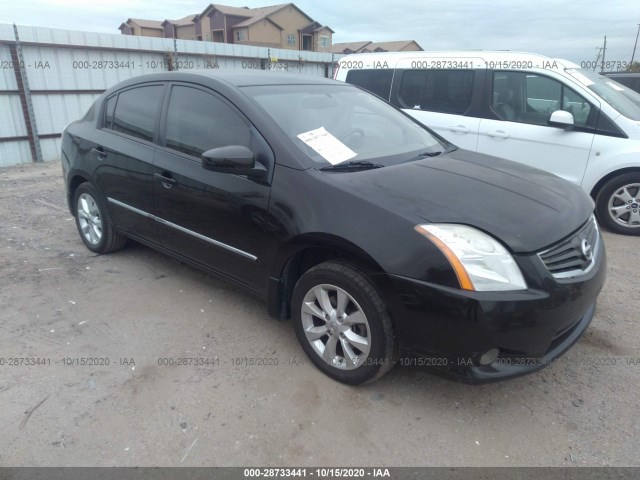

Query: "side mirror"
left=202, top=145, right=266, bottom=179
left=548, top=110, right=575, bottom=130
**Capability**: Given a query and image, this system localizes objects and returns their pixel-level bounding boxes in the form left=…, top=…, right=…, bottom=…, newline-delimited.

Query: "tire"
left=291, top=261, right=397, bottom=385
left=595, top=173, right=640, bottom=236
left=73, top=183, right=127, bottom=253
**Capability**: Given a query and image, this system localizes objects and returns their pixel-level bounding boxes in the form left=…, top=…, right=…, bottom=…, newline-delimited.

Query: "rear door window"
left=398, top=70, right=474, bottom=114
left=345, top=69, right=394, bottom=100
left=110, top=85, right=164, bottom=141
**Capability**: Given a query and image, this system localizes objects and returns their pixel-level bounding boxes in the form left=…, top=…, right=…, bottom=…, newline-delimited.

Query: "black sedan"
left=61, top=71, right=606, bottom=384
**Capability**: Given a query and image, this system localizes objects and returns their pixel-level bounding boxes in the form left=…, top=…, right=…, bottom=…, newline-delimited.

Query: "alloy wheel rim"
left=301, top=284, right=371, bottom=370
left=77, top=193, right=103, bottom=245
left=608, top=183, right=640, bottom=229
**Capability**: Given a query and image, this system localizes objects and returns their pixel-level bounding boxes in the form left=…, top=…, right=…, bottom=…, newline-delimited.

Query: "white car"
left=335, top=51, right=640, bottom=235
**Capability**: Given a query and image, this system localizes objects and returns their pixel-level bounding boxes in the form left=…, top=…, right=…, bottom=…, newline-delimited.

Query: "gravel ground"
left=0, top=161, right=638, bottom=467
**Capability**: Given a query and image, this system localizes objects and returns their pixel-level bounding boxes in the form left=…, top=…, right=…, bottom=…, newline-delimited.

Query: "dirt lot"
left=0, top=161, right=638, bottom=467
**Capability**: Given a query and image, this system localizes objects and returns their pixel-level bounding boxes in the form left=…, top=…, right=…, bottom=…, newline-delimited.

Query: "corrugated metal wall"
left=0, top=23, right=337, bottom=167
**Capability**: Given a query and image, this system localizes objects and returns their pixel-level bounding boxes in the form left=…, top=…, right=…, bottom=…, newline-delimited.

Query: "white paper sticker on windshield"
left=606, top=81, right=625, bottom=92
left=297, top=127, right=357, bottom=165
left=566, top=70, right=595, bottom=86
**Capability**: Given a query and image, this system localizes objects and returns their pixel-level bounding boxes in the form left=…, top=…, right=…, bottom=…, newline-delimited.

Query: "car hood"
left=331, top=149, right=593, bottom=253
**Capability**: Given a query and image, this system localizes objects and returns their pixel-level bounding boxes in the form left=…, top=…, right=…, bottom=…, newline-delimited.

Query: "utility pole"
left=593, top=47, right=603, bottom=72
left=12, top=24, right=43, bottom=163
left=600, top=35, right=607, bottom=72
left=631, top=23, right=640, bottom=66
left=174, top=37, right=178, bottom=71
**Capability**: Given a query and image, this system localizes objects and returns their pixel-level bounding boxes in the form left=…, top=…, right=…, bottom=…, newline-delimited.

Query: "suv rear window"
left=399, top=70, right=474, bottom=114
left=345, top=69, right=394, bottom=100
left=605, top=74, right=640, bottom=94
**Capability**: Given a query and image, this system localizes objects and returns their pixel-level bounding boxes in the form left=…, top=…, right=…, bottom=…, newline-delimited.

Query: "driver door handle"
left=154, top=172, right=177, bottom=188
left=486, top=130, right=510, bottom=139
left=449, top=125, right=470, bottom=134
left=91, top=147, right=107, bottom=159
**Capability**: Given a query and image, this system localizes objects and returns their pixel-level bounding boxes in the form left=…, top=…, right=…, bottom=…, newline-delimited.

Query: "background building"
left=118, top=18, right=164, bottom=38
left=161, top=15, right=198, bottom=41
left=331, top=40, right=423, bottom=54
left=119, top=3, right=333, bottom=52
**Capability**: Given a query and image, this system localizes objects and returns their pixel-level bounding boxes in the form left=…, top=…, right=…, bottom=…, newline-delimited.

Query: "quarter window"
left=561, top=87, right=593, bottom=128
left=110, top=85, right=164, bottom=141
left=399, top=70, right=474, bottom=114
left=492, top=72, right=593, bottom=128
left=103, top=95, right=116, bottom=129
left=165, top=85, right=251, bottom=157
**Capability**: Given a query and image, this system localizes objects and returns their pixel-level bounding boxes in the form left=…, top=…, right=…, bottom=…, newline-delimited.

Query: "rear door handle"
left=486, top=130, right=510, bottom=139
left=449, top=125, right=470, bottom=134
left=91, top=147, right=107, bottom=159
left=154, top=172, right=177, bottom=188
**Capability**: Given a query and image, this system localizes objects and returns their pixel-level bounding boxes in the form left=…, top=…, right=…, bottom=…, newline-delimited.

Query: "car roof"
left=198, top=70, right=342, bottom=86
left=114, top=70, right=343, bottom=88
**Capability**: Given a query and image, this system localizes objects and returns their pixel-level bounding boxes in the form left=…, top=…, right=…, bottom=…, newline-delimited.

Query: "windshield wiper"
left=443, top=145, right=458, bottom=153
left=319, top=160, right=384, bottom=171
left=415, top=145, right=458, bottom=159
left=418, top=151, right=444, bottom=157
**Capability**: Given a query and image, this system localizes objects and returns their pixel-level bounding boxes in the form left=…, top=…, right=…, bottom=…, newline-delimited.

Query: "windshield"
left=244, top=84, right=446, bottom=167
left=566, top=69, right=640, bottom=121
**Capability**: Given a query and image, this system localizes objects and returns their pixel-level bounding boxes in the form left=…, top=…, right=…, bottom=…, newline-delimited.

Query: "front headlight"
left=415, top=224, right=527, bottom=291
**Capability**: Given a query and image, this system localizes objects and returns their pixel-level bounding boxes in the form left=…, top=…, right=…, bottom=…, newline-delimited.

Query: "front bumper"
left=373, top=236, right=607, bottom=384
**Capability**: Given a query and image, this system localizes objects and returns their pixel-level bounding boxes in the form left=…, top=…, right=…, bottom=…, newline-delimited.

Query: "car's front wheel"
left=73, top=183, right=127, bottom=253
left=292, top=261, right=397, bottom=385
left=596, top=173, right=640, bottom=235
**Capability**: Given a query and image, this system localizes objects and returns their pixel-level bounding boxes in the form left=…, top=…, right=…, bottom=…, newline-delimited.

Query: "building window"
left=235, top=29, right=246, bottom=42
left=212, top=30, right=224, bottom=42
left=320, top=36, right=330, bottom=47
left=302, top=34, right=312, bottom=51
left=287, top=34, right=296, bottom=45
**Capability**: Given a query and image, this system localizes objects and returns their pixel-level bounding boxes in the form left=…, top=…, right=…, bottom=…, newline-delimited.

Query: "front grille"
left=538, top=216, right=600, bottom=279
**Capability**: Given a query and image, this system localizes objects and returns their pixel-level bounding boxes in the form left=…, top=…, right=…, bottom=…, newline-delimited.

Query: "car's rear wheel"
left=73, top=183, right=127, bottom=253
left=292, top=261, right=396, bottom=385
left=595, top=173, right=640, bottom=235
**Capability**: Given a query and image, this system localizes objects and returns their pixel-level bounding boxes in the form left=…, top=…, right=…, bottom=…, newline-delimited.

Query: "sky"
left=2, top=0, right=639, bottom=66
